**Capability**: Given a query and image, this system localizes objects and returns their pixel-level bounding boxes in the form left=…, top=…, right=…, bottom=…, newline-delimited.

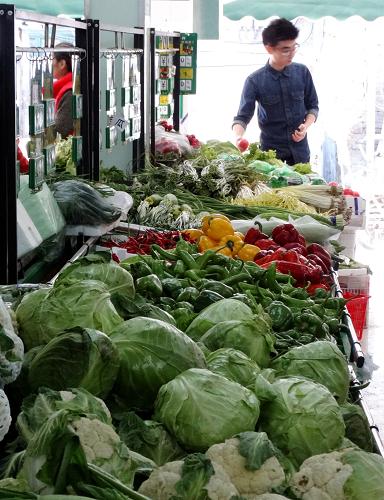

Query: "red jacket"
left=17, top=146, right=29, bottom=174
left=53, top=72, right=73, bottom=111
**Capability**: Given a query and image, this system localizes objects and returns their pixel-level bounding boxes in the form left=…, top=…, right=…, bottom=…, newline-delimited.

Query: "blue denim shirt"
left=233, top=62, right=319, bottom=163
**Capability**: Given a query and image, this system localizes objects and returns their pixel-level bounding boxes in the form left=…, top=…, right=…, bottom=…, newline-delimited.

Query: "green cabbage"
left=109, top=317, right=206, bottom=410
left=117, top=412, right=185, bottom=466
left=154, top=368, right=260, bottom=451
left=201, top=317, right=275, bottom=368
left=206, top=348, right=260, bottom=387
left=0, top=297, right=24, bottom=386
left=343, top=449, right=384, bottom=498
left=271, top=341, right=350, bottom=402
left=340, top=402, right=374, bottom=452
left=27, top=328, right=120, bottom=398
left=257, top=376, right=345, bottom=467
left=55, top=253, right=135, bottom=304
left=16, top=280, right=123, bottom=350
left=185, top=299, right=254, bottom=341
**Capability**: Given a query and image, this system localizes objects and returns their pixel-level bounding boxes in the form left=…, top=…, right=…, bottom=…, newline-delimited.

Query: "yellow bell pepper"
left=201, top=213, right=231, bottom=235
left=204, top=218, right=234, bottom=240
left=212, top=245, right=233, bottom=257
left=198, top=235, right=218, bottom=252
left=182, top=228, right=204, bottom=241
left=237, top=243, right=261, bottom=261
left=234, top=231, right=245, bottom=240
left=218, top=234, right=244, bottom=256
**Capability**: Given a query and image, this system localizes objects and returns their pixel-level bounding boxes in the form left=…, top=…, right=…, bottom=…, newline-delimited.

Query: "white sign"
left=109, top=114, right=129, bottom=132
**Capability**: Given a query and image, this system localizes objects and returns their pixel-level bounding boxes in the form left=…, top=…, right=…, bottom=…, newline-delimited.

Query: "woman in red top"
left=52, top=43, right=73, bottom=139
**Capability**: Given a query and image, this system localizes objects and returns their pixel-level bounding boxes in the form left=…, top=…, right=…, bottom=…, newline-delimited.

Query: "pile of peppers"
left=119, top=238, right=349, bottom=356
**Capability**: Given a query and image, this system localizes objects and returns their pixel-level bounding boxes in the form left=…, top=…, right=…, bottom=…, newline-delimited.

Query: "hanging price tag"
left=109, top=113, right=129, bottom=132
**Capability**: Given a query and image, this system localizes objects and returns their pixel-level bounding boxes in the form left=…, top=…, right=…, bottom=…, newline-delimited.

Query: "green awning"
left=14, top=0, right=83, bottom=18
left=224, top=0, right=382, bottom=21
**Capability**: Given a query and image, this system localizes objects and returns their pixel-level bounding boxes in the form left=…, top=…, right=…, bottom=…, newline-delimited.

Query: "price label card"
left=72, top=136, right=83, bottom=163
left=110, top=113, right=129, bottom=132
left=43, top=144, right=56, bottom=174
left=29, top=104, right=45, bottom=135
left=72, top=94, right=83, bottom=119
left=44, top=99, right=56, bottom=128
left=29, top=155, right=45, bottom=190
left=105, top=126, right=118, bottom=149
left=106, top=89, right=116, bottom=111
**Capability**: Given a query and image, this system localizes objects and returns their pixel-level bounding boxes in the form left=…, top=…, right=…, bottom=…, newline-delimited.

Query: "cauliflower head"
left=206, top=433, right=286, bottom=497
left=138, top=454, right=239, bottom=500
left=290, top=449, right=354, bottom=500
left=71, top=416, right=154, bottom=487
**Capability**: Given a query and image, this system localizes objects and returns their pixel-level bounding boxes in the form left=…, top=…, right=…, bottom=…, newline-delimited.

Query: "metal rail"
left=15, top=9, right=86, bottom=29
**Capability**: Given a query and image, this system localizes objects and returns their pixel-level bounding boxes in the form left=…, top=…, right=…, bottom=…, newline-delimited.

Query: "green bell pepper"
left=177, top=286, right=200, bottom=303
left=266, top=300, right=294, bottom=332
left=194, top=290, right=225, bottom=313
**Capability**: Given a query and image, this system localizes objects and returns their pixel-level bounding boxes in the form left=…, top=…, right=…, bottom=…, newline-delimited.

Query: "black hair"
left=262, top=18, right=299, bottom=46
left=54, top=42, right=73, bottom=72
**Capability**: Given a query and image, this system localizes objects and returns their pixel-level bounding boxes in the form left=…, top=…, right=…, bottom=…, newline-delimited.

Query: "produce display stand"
left=0, top=5, right=91, bottom=285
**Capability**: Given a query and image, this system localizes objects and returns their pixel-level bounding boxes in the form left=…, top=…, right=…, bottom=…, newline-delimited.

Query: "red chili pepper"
left=254, top=238, right=280, bottom=250
left=283, top=249, right=301, bottom=263
left=298, top=234, right=306, bottom=247
left=305, top=262, right=323, bottom=283
left=306, top=243, right=331, bottom=261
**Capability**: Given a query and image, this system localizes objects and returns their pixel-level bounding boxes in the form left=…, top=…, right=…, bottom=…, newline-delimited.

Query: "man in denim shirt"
left=232, top=18, right=319, bottom=165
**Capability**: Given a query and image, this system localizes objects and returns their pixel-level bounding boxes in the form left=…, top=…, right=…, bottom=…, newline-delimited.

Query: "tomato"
left=236, top=138, right=249, bottom=152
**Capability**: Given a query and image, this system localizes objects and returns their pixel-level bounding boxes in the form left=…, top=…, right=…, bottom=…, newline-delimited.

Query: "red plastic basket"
left=343, top=292, right=370, bottom=340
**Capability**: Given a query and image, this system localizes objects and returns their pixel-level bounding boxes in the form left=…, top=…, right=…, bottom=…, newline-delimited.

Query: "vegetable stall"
left=0, top=4, right=382, bottom=499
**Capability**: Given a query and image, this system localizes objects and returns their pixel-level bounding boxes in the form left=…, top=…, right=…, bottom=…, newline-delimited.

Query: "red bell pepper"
left=306, top=243, right=331, bottom=262
left=254, top=238, right=280, bottom=250
left=307, top=254, right=329, bottom=274
left=307, top=282, right=330, bottom=295
left=283, top=242, right=308, bottom=256
left=271, top=223, right=300, bottom=246
left=283, top=249, right=301, bottom=263
left=244, top=227, right=269, bottom=244
left=273, top=260, right=310, bottom=282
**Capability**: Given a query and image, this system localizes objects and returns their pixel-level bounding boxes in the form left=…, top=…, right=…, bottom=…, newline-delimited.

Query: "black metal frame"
left=0, top=5, right=89, bottom=284
left=0, top=5, right=17, bottom=284
left=150, top=29, right=181, bottom=160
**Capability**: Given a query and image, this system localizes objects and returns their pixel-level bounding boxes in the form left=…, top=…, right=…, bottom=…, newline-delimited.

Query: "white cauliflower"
left=138, top=456, right=239, bottom=499
left=206, top=434, right=286, bottom=497
left=254, top=495, right=291, bottom=500
left=290, top=449, right=354, bottom=499
left=71, top=416, right=154, bottom=486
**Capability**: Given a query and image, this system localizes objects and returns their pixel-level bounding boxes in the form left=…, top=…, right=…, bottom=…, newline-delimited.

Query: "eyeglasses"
left=277, top=43, right=300, bottom=56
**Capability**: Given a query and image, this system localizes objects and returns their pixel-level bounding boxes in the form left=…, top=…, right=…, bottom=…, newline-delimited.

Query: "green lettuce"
left=154, top=368, right=260, bottom=451
left=27, top=328, right=120, bottom=398
left=110, top=317, right=206, bottom=410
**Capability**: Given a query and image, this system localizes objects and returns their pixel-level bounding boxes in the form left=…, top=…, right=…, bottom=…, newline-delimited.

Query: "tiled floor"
left=354, top=235, right=384, bottom=435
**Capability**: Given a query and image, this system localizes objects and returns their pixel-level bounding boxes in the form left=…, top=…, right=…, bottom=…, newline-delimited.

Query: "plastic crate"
left=343, top=292, right=370, bottom=340
left=338, top=271, right=370, bottom=331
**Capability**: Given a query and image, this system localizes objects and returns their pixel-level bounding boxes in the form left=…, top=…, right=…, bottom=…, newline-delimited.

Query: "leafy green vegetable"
left=110, top=317, right=206, bottom=410
left=237, top=431, right=279, bottom=471
left=154, top=368, right=260, bottom=451
left=16, top=280, right=123, bottom=351
left=271, top=341, right=350, bottom=402
left=17, top=387, right=112, bottom=444
left=185, top=299, right=254, bottom=341
left=257, top=376, right=345, bottom=467
left=55, top=253, right=135, bottom=304
left=206, top=348, right=260, bottom=388
left=173, top=453, right=215, bottom=500
left=117, top=412, right=185, bottom=466
left=0, top=297, right=24, bottom=386
left=340, top=402, right=374, bottom=452
left=27, top=328, right=120, bottom=398
left=201, top=318, right=275, bottom=368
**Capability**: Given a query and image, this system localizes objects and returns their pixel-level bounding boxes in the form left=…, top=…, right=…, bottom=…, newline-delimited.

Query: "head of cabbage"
left=154, top=368, right=260, bottom=451
left=206, top=348, right=260, bottom=388
left=54, top=252, right=135, bottom=304
left=271, top=340, right=350, bottom=402
left=16, top=280, right=123, bottom=350
left=109, top=317, right=206, bottom=410
left=256, top=375, right=345, bottom=467
left=201, top=317, right=275, bottom=368
left=27, top=327, right=120, bottom=398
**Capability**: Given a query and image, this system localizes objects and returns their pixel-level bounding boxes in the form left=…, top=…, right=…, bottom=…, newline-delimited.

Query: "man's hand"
left=291, top=123, right=308, bottom=142
left=236, top=137, right=249, bottom=152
